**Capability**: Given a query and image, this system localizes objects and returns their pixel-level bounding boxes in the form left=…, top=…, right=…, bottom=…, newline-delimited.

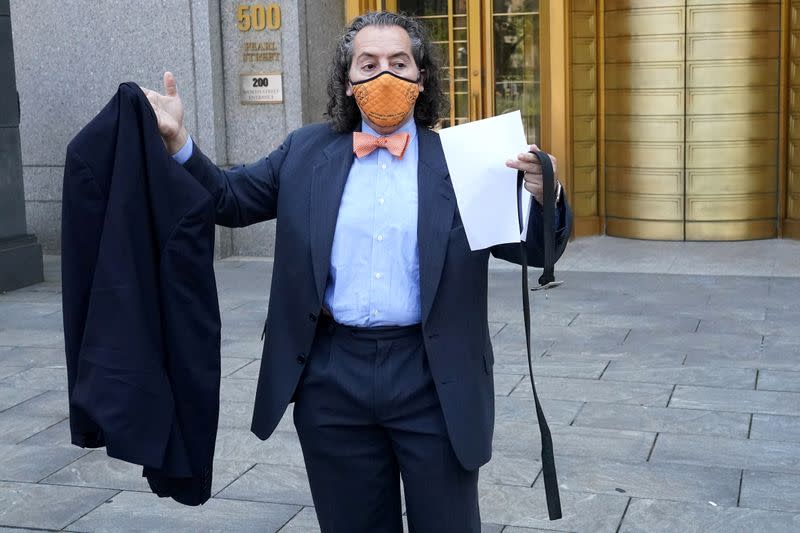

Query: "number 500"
left=237, top=4, right=281, bottom=31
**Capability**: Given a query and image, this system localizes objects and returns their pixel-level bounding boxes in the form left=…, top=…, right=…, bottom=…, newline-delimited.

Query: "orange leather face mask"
left=350, top=71, right=421, bottom=128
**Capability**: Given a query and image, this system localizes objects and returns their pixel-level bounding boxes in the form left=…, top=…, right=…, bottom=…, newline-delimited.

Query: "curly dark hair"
left=326, top=11, right=447, bottom=132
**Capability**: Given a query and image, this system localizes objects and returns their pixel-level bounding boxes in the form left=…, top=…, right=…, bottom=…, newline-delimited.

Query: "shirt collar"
left=361, top=117, right=417, bottom=142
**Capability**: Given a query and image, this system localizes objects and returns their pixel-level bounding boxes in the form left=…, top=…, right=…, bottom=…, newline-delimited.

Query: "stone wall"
left=10, top=0, right=344, bottom=257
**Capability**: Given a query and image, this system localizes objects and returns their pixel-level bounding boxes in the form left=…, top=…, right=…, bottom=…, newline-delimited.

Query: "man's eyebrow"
left=355, top=50, right=411, bottom=61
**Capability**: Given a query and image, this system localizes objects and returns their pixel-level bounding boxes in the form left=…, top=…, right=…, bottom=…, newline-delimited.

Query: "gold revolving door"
left=602, top=1, right=781, bottom=241
left=356, top=0, right=545, bottom=143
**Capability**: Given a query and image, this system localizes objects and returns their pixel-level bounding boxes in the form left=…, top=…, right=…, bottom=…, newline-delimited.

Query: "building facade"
left=9, top=0, right=800, bottom=259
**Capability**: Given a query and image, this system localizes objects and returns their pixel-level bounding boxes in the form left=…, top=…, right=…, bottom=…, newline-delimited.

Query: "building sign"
left=236, top=4, right=281, bottom=31
left=237, top=4, right=283, bottom=105
left=242, top=40, right=280, bottom=63
left=240, top=73, right=283, bottom=104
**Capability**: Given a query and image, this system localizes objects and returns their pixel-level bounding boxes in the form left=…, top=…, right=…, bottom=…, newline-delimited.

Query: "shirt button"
left=376, top=234, right=384, bottom=241
left=381, top=163, right=387, bottom=170
left=372, top=310, right=379, bottom=316
left=375, top=272, right=382, bottom=279
left=378, top=197, right=385, bottom=205
left=296, top=354, right=306, bottom=365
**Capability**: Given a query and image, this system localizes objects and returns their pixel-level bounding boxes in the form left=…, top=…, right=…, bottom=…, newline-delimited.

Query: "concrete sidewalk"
left=0, top=238, right=799, bottom=532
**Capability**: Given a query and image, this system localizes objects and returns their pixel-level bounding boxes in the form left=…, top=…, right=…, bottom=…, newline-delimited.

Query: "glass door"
left=491, top=0, right=540, bottom=142
left=393, top=0, right=542, bottom=142
left=396, top=0, right=471, bottom=127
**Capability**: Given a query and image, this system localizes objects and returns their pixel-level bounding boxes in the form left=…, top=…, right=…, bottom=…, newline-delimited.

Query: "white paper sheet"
left=438, top=110, right=530, bottom=251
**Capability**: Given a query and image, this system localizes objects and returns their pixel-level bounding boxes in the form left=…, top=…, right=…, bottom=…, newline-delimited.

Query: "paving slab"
left=650, top=433, right=800, bottom=473
left=757, top=369, right=800, bottom=392
left=542, top=349, right=685, bottom=366
left=0, top=413, right=66, bottom=444
left=478, top=485, right=629, bottom=532
left=494, top=356, right=608, bottom=379
left=739, top=470, right=800, bottom=513
left=218, top=401, right=256, bottom=429
left=2, top=389, right=68, bottom=417
left=619, top=498, right=800, bottom=533
left=0, top=481, right=114, bottom=530
left=2, top=247, right=800, bottom=530
left=220, top=377, right=259, bottom=403
left=0, top=328, right=64, bottom=348
left=623, top=330, right=763, bottom=356
left=0, top=386, right=42, bottom=412
left=495, top=426, right=655, bottom=464
left=41, top=450, right=253, bottom=497
left=227, top=359, right=262, bottom=379
left=274, top=506, right=318, bottom=532
left=503, top=526, right=567, bottom=533
left=552, top=456, right=741, bottom=506
left=220, top=338, right=264, bottom=359
left=602, top=361, right=755, bottom=389
left=684, top=349, right=800, bottom=371
left=494, top=373, right=525, bottom=396
left=570, top=312, right=699, bottom=332
left=0, top=443, right=86, bottom=482
left=494, top=397, right=583, bottom=426
left=669, top=385, right=800, bottom=416
left=216, top=463, right=313, bottom=506
left=214, top=429, right=305, bottom=467
left=0, top=368, right=24, bottom=381
left=511, top=376, right=673, bottom=406
left=17, top=417, right=71, bottom=446
left=68, top=490, right=299, bottom=532
left=0, top=347, right=64, bottom=368
left=481, top=451, right=541, bottom=488
left=572, top=403, right=751, bottom=439
left=221, top=356, right=255, bottom=378
left=697, top=316, right=797, bottom=337
left=749, top=414, right=800, bottom=443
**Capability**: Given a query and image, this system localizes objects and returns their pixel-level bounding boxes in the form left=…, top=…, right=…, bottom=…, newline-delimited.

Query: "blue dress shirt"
left=173, top=119, right=557, bottom=328
left=324, top=118, right=421, bottom=326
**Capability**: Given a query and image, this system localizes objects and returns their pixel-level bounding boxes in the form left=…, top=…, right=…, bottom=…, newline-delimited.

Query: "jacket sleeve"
left=181, top=131, right=295, bottom=228
left=60, top=147, right=106, bottom=447
left=489, top=195, right=573, bottom=267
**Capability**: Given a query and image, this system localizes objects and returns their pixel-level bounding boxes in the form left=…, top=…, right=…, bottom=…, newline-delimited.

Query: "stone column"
left=0, top=0, right=42, bottom=291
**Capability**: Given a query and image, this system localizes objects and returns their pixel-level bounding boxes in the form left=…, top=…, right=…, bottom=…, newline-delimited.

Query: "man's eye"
left=363, top=64, right=375, bottom=70
left=394, top=63, right=406, bottom=69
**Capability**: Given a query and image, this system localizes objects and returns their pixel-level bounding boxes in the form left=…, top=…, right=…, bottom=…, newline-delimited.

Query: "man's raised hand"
left=141, top=71, right=188, bottom=155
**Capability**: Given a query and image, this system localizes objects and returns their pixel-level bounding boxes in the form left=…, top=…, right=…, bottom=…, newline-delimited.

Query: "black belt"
left=317, top=312, right=422, bottom=340
left=517, top=150, right=562, bottom=521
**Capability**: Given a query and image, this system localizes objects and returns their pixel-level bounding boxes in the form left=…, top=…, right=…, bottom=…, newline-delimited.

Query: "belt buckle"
left=531, top=280, right=564, bottom=291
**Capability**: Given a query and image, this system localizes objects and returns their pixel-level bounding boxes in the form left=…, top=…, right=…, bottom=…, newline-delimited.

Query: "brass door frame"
left=540, top=0, right=572, bottom=230
left=344, top=1, right=572, bottom=197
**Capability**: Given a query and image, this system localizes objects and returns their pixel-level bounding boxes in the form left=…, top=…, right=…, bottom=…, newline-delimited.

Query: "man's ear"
left=417, top=68, right=425, bottom=93
left=346, top=80, right=353, bottom=97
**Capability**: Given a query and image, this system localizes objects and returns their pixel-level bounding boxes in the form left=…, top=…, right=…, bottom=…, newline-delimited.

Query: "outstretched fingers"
left=163, top=71, right=178, bottom=97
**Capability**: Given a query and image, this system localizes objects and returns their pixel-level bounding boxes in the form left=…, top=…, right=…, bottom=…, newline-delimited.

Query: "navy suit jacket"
left=62, top=83, right=221, bottom=504
left=184, top=121, right=572, bottom=470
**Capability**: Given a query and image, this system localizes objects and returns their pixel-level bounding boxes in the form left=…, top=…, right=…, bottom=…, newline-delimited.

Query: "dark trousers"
left=293, top=317, right=480, bottom=533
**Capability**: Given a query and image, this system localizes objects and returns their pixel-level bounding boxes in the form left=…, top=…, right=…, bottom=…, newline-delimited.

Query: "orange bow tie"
left=353, top=131, right=410, bottom=159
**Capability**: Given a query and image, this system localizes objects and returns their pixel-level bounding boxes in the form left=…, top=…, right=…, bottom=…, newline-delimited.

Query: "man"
left=144, top=11, right=571, bottom=532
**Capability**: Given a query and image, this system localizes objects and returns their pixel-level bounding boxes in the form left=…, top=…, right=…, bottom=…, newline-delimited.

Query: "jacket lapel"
left=416, top=126, right=456, bottom=323
left=309, top=132, right=354, bottom=303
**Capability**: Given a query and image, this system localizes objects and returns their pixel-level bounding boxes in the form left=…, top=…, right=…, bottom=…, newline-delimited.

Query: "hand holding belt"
left=516, top=149, right=563, bottom=521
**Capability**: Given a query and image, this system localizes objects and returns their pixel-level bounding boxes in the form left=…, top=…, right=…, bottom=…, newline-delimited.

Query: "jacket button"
left=297, top=354, right=306, bottom=365
left=309, top=312, right=317, bottom=322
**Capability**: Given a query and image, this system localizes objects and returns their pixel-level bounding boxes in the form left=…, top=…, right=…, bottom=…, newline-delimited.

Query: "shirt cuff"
left=520, top=184, right=533, bottom=241
left=171, top=135, right=193, bottom=164
left=521, top=185, right=564, bottom=242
